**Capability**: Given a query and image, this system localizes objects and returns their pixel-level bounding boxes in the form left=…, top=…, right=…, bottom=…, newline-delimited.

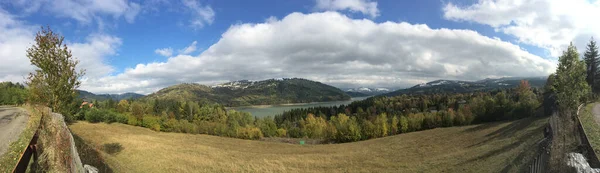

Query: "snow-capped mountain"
left=385, top=77, right=547, bottom=96
left=345, top=87, right=391, bottom=96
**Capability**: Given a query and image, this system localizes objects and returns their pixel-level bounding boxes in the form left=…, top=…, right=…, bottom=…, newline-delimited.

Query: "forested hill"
left=142, top=78, right=351, bottom=106
left=77, top=90, right=145, bottom=101
left=384, top=77, right=547, bottom=97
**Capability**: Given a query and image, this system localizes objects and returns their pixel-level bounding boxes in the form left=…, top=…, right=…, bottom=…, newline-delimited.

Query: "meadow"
left=70, top=116, right=548, bottom=173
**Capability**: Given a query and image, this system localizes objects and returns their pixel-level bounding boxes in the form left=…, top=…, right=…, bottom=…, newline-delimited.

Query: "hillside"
left=70, top=116, right=547, bottom=172
left=384, top=77, right=547, bottom=96
left=77, top=90, right=144, bottom=101
left=143, top=78, right=351, bottom=106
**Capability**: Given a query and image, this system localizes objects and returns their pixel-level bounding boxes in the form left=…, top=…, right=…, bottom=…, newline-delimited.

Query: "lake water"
left=230, top=97, right=369, bottom=118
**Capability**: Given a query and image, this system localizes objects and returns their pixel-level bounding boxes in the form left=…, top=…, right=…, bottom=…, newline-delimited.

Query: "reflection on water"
left=230, top=97, right=369, bottom=117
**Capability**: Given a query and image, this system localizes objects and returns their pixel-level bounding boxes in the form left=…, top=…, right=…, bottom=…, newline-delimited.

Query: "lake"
left=230, top=97, right=369, bottom=118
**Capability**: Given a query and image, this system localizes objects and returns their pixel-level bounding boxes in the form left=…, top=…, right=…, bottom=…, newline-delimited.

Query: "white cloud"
left=70, top=34, right=122, bottom=78
left=155, top=48, right=173, bottom=57
left=443, top=0, right=600, bottom=57
left=85, top=12, right=555, bottom=94
left=181, top=0, right=215, bottom=29
left=6, top=0, right=142, bottom=24
left=179, top=41, right=197, bottom=55
left=0, top=9, right=121, bottom=89
left=315, top=0, right=379, bottom=18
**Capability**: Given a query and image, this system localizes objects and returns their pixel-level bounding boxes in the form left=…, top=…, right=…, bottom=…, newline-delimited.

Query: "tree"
left=117, top=100, right=130, bottom=113
left=585, top=37, right=600, bottom=93
left=553, top=42, right=590, bottom=114
left=26, top=26, right=84, bottom=116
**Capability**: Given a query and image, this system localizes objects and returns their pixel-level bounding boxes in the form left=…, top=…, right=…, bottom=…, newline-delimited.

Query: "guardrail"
left=11, top=107, right=44, bottom=173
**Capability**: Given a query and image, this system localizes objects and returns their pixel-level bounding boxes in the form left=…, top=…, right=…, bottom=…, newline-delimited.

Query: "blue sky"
left=1, top=0, right=598, bottom=94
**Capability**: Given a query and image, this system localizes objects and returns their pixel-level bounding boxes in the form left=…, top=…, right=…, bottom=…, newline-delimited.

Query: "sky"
left=0, top=0, right=599, bottom=94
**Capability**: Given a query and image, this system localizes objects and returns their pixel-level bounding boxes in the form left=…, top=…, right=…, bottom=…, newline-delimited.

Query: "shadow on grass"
left=72, top=134, right=113, bottom=173
left=467, top=116, right=544, bottom=148
left=459, top=116, right=547, bottom=172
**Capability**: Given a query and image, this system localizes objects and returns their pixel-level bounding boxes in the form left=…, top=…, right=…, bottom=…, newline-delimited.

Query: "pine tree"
left=584, top=37, right=600, bottom=93
left=553, top=42, right=590, bottom=114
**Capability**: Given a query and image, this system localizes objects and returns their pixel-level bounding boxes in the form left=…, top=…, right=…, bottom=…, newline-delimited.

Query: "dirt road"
left=0, top=106, right=28, bottom=156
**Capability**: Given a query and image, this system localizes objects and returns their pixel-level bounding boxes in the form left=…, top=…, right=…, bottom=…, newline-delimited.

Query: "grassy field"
left=70, top=116, right=549, bottom=173
left=578, top=103, right=600, bottom=159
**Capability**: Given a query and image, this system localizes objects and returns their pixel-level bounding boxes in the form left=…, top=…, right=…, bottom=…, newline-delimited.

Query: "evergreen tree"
left=585, top=37, right=600, bottom=92
left=553, top=42, right=590, bottom=114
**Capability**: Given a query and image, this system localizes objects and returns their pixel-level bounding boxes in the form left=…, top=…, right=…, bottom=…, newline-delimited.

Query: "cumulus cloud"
left=182, top=0, right=215, bottom=29
left=179, top=41, right=198, bottom=55
left=0, top=9, right=121, bottom=87
left=0, top=9, right=36, bottom=83
left=315, top=0, right=379, bottom=18
left=83, top=12, right=555, bottom=94
left=6, top=0, right=142, bottom=24
left=443, top=0, right=600, bottom=57
left=155, top=48, right=173, bottom=57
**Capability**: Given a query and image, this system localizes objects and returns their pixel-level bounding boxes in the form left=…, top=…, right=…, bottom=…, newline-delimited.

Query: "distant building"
left=80, top=101, right=94, bottom=108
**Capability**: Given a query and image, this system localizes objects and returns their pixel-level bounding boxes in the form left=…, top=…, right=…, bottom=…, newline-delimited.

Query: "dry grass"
left=70, top=116, right=549, bottom=173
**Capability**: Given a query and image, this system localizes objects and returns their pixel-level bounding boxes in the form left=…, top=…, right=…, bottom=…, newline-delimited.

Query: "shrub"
left=162, top=118, right=181, bottom=132
left=115, top=113, right=128, bottom=124
left=102, top=143, right=123, bottom=155
left=127, top=114, right=139, bottom=126
left=276, top=128, right=287, bottom=137
left=236, top=126, right=263, bottom=140
left=85, top=109, right=104, bottom=123
left=103, top=111, right=117, bottom=123
left=142, top=115, right=161, bottom=131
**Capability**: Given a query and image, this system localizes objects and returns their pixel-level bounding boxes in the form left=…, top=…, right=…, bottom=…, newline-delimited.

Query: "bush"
left=236, top=126, right=263, bottom=140
left=127, top=115, right=139, bottom=126
left=142, top=115, right=161, bottom=131
left=276, top=128, right=287, bottom=137
left=103, top=111, right=117, bottom=123
left=162, top=118, right=181, bottom=132
left=85, top=109, right=104, bottom=123
left=116, top=113, right=128, bottom=124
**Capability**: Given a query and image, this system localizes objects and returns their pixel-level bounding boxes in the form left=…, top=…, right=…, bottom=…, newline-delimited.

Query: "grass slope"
left=70, top=116, right=548, bottom=173
left=578, top=103, right=600, bottom=160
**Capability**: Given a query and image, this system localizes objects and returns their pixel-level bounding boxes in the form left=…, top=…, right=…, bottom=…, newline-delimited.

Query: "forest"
left=65, top=79, right=541, bottom=143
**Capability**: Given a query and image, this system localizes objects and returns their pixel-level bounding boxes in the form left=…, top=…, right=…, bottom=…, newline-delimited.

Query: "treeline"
left=0, top=82, right=28, bottom=105
left=74, top=98, right=285, bottom=140
left=274, top=80, right=542, bottom=142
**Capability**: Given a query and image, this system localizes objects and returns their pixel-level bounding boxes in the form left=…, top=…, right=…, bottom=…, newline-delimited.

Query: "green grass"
left=70, top=116, right=548, bottom=173
left=0, top=106, right=42, bottom=172
left=578, top=103, right=600, bottom=160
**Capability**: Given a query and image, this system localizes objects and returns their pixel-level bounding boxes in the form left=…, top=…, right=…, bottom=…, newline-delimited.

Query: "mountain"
left=345, top=91, right=370, bottom=97
left=344, top=87, right=391, bottom=96
left=384, top=77, right=547, bottom=97
left=143, top=78, right=351, bottom=106
left=77, top=90, right=145, bottom=101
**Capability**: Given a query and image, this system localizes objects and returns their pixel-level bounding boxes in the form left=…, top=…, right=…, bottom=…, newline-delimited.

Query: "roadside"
left=577, top=103, right=600, bottom=160
left=0, top=105, right=41, bottom=172
left=0, top=106, right=29, bottom=156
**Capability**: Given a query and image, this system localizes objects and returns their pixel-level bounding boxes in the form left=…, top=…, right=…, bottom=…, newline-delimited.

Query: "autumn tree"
left=26, top=26, right=84, bottom=117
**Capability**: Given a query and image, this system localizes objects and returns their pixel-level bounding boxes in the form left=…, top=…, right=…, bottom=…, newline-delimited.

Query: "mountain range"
left=383, top=76, right=547, bottom=96
left=77, top=90, right=145, bottom=101
left=344, top=87, right=391, bottom=97
left=142, top=78, right=351, bottom=106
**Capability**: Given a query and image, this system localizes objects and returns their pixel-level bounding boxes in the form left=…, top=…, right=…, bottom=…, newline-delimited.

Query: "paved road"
left=0, top=106, right=28, bottom=156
